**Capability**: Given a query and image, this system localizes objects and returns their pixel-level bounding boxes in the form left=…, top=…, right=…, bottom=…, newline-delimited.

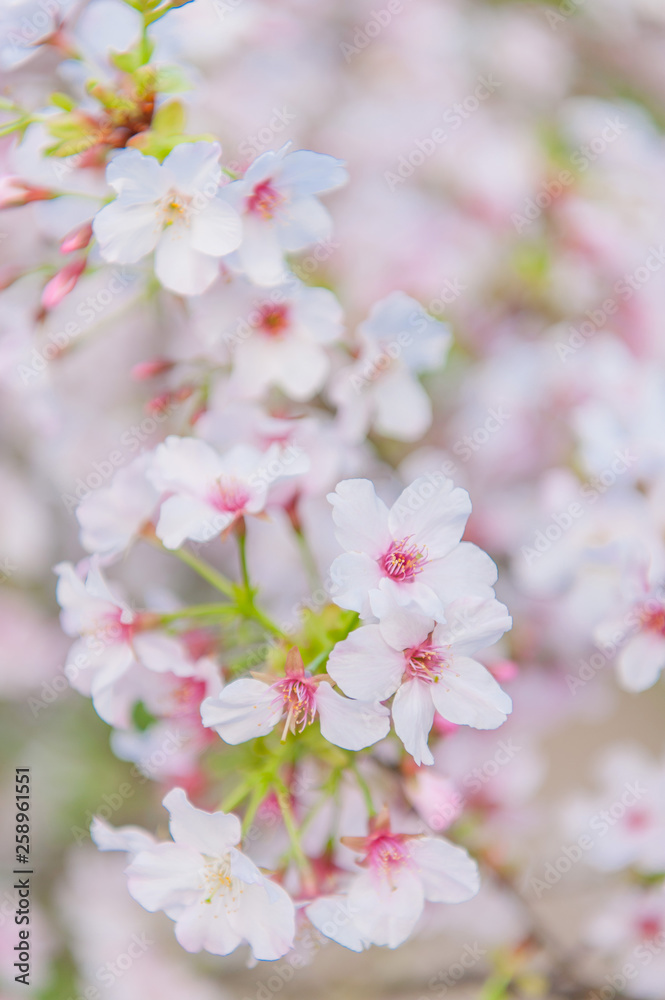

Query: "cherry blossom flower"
left=201, top=648, right=390, bottom=751
left=328, top=476, right=498, bottom=621
left=93, top=143, right=242, bottom=296
left=328, top=594, right=512, bottom=765
left=55, top=560, right=194, bottom=725
left=76, top=453, right=161, bottom=558
left=330, top=292, right=451, bottom=443
left=220, top=143, right=347, bottom=285
left=148, top=435, right=308, bottom=549
left=226, top=278, right=344, bottom=401
left=305, top=808, right=479, bottom=950
left=94, top=787, right=296, bottom=961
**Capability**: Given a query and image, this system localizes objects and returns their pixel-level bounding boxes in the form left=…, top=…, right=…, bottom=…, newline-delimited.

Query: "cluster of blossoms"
left=3, top=0, right=665, bottom=997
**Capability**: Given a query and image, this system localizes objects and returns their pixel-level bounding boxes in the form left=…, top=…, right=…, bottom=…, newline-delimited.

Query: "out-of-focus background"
left=2, top=0, right=665, bottom=997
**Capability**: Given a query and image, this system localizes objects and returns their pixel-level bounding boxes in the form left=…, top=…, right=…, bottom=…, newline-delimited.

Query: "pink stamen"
left=208, top=477, right=251, bottom=513
left=405, top=641, right=447, bottom=683
left=273, top=675, right=318, bottom=738
left=246, top=179, right=283, bottom=220
left=256, top=303, right=291, bottom=337
left=381, top=537, right=428, bottom=582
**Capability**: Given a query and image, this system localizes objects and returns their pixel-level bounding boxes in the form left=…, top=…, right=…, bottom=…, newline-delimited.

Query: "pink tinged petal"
left=243, top=146, right=286, bottom=186
left=155, top=494, right=227, bottom=549
left=88, top=643, right=136, bottom=726
left=270, top=336, right=330, bottom=401
left=327, top=478, right=392, bottom=556
left=133, top=631, right=193, bottom=675
left=174, top=895, right=242, bottom=956
left=276, top=150, right=348, bottom=195
left=392, top=679, right=436, bottom=766
left=200, top=679, right=282, bottom=744
left=329, top=552, right=383, bottom=618
left=163, top=786, right=241, bottom=854
left=228, top=879, right=296, bottom=960
left=149, top=435, right=224, bottom=494
left=375, top=576, right=445, bottom=622
left=189, top=198, right=242, bottom=256
left=617, top=631, right=665, bottom=692
left=433, top=597, right=512, bottom=657
left=162, top=141, right=222, bottom=195
left=90, top=817, right=155, bottom=854
left=388, top=476, right=472, bottom=562
left=430, top=655, right=512, bottom=729
left=371, top=369, right=432, bottom=442
left=105, top=148, right=170, bottom=202
left=126, top=842, right=204, bottom=912
left=293, top=285, right=344, bottom=344
left=275, top=196, right=333, bottom=252
left=93, top=199, right=161, bottom=263
left=409, top=838, right=480, bottom=903
left=77, top=453, right=159, bottom=557
left=327, top=625, right=404, bottom=701
left=372, top=591, right=434, bottom=649
left=348, top=867, right=425, bottom=948
left=237, top=214, right=286, bottom=286
left=305, top=895, right=370, bottom=952
left=154, top=225, right=220, bottom=295
left=315, top=683, right=390, bottom=751
left=421, top=542, right=498, bottom=603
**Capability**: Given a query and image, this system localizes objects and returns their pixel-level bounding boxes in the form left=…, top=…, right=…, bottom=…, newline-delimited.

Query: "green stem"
left=173, top=547, right=235, bottom=598
left=221, top=783, right=252, bottom=813
left=294, top=528, right=321, bottom=591
left=351, top=761, right=376, bottom=817
left=158, top=603, right=230, bottom=623
left=274, top=780, right=313, bottom=878
left=237, top=530, right=251, bottom=594
left=242, top=784, right=266, bottom=837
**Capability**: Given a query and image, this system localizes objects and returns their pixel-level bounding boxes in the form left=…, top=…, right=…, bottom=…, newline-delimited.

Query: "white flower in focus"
left=306, top=808, right=479, bottom=950
left=201, top=647, right=390, bottom=751
left=328, top=594, right=512, bottom=765
left=220, top=143, right=347, bottom=286
left=76, top=453, right=160, bottom=558
left=226, top=279, right=344, bottom=401
left=328, top=476, right=498, bottom=621
left=93, top=143, right=242, bottom=295
left=93, top=788, right=296, bottom=961
left=148, top=435, right=308, bottom=549
left=330, top=292, right=451, bottom=443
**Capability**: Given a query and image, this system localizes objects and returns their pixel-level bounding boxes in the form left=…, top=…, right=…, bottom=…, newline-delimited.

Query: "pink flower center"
left=381, top=537, right=427, bottom=581
left=405, top=641, right=447, bottom=683
left=209, top=476, right=251, bottom=513
left=624, top=808, right=651, bottom=832
left=98, top=609, right=135, bottom=646
left=639, top=603, right=665, bottom=635
left=256, top=303, right=291, bottom=337
left=246, top=179, right=283, bottom=220
left=637, top=916, right=662, bottom=941
left=366, top=832, right=411, bottom=874
left=273, top=675, right=318, bottom=736
left=171, top=678, right=208, bottom=716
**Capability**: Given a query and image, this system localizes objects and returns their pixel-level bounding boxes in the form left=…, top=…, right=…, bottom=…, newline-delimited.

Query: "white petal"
left=90, top=817, right=155, bottom=854
left=276, top=195, right=332, bottom=252
left=434, top=597, right=512, bottom=657
left=174, top=895, right=242, bottom=956
left=93, top=198, right=161, bottom=263
left=163, top=140, right=222, bottom=195
left=237, top=214, right=286, bottom=286
left=409, top=838, right=480, bottom=903
left=371, top=368, right=432, bottom=442
left=106, top=148, right=169, bottom=201
left=375, top=576, right=445, bottom=622
left=327, top=625, right=404, bottom=701
left=388, top=475, right=472, bottom=561
left=228, top=879, right=295, bottom=960
left=327, top=478, right=391, bottom=556
left=149, top=435, right=223, bottom=494
left=329, top=552, right=383, bottom=618
left=430, top=656, right=512, bottom=729
left=372, top=590, right=433, bottom=649
left=126, top=842, right=203, bottom=912
left=154, top=225, right=220, bottom=295
left=200, top=679, right=282, bottom=744
left=348, top=867, right=424, bottom=948
left=392, top=679, right=435, bottom=766
left=190, top=197, right=242, bottom=256
left=155, top=494, right=225, bottom=549
left=421, top=542, right=498, bottom=603
left=315, top=683, right=390, bottom=750
left=306, top=895, right=369, bottom=952
left=163, top=786, right=241, bottom=854
left=617, top=631, right=665, bottom=692
left=277, top=150, right=348, bottom=195
left=133, top=631, right=193, bottom=675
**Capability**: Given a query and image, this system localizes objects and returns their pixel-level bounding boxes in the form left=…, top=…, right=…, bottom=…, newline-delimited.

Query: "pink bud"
left=488, top=660, right=519, bottom=683
left=0, top=175, right=56, bottom=209
left=41, top=258, right=86, bottom=310
left=131, top=358, right=175, bottom=381
left=60, top=222, right=93, bottom=254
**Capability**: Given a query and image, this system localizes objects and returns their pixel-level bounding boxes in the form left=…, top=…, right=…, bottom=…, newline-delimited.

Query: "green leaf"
left=154, top=64, right=191, bottom=94
left=152, top=100, right=186, bottom=136
left=49, top=92, right=76, bottom=112
left=131, top=700, right=158, bottom=732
